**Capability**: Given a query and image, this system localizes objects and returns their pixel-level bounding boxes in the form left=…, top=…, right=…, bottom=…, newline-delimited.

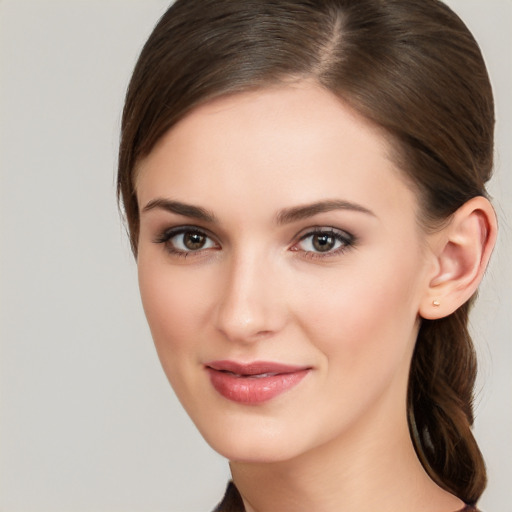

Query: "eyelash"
left=153, top=226, right=219, bottom=258
left=293, top=227, right=355, bottom=259
left=153, top=226, right=356, bottom=259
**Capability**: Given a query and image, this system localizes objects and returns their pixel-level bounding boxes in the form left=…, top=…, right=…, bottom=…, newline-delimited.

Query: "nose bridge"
left=215, top=246, right=284, bottom=342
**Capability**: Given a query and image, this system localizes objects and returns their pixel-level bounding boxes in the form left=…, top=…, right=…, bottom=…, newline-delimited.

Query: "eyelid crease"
left=288, top=226, right=357, bottom=261
left=153, top=225, right=216, bottom=244
left=297, top=225, right=354, bottom=239
left=153, top=225, right=221, bottom=258
left=153, top=224, right=356, bottom=260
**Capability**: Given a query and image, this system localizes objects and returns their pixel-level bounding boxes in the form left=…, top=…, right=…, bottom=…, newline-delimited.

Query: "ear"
left=419, top=196, right=497, bottom=320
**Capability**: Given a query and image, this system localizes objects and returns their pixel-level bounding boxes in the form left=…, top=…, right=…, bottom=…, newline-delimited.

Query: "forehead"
left=136, top=83, right=419, bottom=222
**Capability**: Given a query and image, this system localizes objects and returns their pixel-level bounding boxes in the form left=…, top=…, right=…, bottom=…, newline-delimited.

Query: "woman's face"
left=136, top=83, right=436, bottom=463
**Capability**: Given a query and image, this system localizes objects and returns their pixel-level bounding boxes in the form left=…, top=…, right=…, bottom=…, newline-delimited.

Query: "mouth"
left=205, top=360, right=311, bottom=405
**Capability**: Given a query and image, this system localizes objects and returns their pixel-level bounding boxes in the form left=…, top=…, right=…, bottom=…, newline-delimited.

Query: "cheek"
left=293, top=254, right=422, bottom=379
left=137, top=260, right=209, bottom=358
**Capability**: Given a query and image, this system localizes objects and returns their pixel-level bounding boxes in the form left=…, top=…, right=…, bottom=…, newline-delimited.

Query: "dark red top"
left=212, top=482, right=480, bottom=512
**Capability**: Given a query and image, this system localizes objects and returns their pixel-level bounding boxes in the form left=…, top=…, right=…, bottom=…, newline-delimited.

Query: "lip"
left=205, top=360, right=311, bottom=405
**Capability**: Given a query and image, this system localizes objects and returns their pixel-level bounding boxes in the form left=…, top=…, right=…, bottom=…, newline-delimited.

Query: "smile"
left=205, top=361, right=311, bottom=405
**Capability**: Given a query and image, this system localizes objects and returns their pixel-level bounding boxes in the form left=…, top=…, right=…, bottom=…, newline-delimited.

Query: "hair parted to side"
left=118, top=0, right=494, bottom=504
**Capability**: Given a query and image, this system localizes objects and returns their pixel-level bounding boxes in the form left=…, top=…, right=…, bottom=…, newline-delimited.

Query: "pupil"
left=184, top=232, right=206, bottom=250
left=313, top=234, right=335, bottom=252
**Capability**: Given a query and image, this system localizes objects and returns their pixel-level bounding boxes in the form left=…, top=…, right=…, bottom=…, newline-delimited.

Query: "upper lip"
left=205, top=360, right=311, bottom=376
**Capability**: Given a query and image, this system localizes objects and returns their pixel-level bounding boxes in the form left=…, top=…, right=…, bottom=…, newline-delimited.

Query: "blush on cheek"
left=138, top=263, right=217, bottom=358
left=299, top=267, right=418, bottom=363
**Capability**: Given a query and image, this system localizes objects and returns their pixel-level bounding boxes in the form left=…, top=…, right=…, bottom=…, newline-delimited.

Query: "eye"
left=292, top=228, right=355, bottom=257
left=154, top=227, right=218, bottom=255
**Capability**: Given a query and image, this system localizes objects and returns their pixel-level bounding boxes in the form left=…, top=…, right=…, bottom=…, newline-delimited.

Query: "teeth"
left=222, top=370, right=278, bottom=378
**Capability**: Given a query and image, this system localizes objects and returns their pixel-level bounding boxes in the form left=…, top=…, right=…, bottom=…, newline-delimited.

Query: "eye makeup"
left=153, top=224, right=356, bottom=260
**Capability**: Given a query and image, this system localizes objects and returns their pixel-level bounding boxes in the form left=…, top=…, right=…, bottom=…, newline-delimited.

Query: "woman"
left=117, top=1, right=497, bottom=510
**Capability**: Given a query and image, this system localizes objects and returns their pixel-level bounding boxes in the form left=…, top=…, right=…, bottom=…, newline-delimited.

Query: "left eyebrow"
left=276, top=199, right=375, bottom=225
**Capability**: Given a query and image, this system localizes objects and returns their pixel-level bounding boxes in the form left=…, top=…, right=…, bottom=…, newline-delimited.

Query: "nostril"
left=214, top=306, right=281, bottom=344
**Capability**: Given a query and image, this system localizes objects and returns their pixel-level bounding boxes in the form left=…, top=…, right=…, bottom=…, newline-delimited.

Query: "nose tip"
left=214, top=286, right=279, bottom=343
left=215, top=308, right=274, bottom=344
left=213, top=257, right=286, bottom=344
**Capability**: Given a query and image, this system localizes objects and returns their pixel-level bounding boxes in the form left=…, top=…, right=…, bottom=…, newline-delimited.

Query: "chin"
left=195, top=417, right=317, bottom=465
left=213, top=442, right=298, bottom=465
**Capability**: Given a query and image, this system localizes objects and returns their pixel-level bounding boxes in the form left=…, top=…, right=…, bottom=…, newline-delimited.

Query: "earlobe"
left=420, top=196, right=497, bottom=320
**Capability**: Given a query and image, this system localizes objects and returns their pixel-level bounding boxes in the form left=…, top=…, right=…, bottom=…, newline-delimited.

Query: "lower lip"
left=206, top=368, right=310, bottom=405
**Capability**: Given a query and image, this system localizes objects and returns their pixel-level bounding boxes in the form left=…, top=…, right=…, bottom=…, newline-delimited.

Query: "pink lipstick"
left=205, top=360, right=310, bottom=404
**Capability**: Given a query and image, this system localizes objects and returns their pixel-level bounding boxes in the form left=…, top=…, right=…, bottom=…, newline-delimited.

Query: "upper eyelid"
left=154, top=225, right=219, bottom=247
left=153, top=224, right=355, bottom=248
left=293, top=228, right=356, bottom=257
left=157, top=224, right=215, bottom=237
left=293, top=226, right=356, bottom=248
left=295, top=226, right=354, bottom=241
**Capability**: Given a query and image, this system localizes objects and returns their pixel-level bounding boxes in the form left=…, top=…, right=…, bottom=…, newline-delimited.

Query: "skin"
left=135, top=83, right=469, bottom=512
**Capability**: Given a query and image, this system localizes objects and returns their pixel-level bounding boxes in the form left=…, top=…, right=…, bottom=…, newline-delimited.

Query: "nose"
left=214, top=252, right=287, bottom=344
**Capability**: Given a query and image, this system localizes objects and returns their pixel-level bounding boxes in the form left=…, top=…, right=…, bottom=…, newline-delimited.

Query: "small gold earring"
left=432, top=300, right=441, bottom=308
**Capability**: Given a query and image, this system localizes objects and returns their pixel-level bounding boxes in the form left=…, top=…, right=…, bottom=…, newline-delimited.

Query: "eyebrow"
left=142, top=198, right=217, bottom=223
left=141, top=198, right=375, bottom=225
left=276, top=199, right=375, bottom=225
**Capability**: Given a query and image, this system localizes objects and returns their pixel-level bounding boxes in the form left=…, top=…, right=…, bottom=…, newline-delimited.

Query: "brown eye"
left=183, top=231, right=207, bottom=250
left=294, top=228, right=354, bottom=257
left=312, top=233, right=336, bottom=252
left=155, top=227, right=218, bottom=254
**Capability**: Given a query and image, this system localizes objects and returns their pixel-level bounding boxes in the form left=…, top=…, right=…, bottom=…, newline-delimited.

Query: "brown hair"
left=118, top=0, right=494, bottom=504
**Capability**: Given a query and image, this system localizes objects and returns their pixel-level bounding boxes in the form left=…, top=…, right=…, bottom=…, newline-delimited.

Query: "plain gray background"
left=0, top=1, right=510, bottom=510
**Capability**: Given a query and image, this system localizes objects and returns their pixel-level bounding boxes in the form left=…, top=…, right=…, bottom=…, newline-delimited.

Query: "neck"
left=229, top=406, right=464, bottom=512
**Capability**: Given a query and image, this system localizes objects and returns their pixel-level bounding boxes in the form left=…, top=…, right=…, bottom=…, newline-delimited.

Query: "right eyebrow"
left=141, top=198, right=217, bottom=223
